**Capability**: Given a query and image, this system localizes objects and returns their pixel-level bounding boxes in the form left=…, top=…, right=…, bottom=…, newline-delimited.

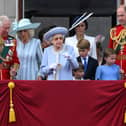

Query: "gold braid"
left=0, top=36, right=4, bottom=46
left=110, top=28, right=126, bottom=46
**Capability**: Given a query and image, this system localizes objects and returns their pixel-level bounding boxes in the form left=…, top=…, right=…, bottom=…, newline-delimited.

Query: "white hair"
left=0, top=15, right=10, bottom=27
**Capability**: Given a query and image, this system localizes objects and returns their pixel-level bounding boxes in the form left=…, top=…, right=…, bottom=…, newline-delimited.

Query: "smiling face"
left=51, top=34, right=64, bottom=50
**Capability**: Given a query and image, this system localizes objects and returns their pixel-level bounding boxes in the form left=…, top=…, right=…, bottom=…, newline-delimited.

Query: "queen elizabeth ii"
left=41, top=26, right=79, bottom=80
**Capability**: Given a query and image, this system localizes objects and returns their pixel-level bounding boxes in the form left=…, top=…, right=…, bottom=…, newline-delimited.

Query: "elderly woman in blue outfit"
left=41, top=27, right=79, bottom=80
left=11, top=18, right=43, bottom=80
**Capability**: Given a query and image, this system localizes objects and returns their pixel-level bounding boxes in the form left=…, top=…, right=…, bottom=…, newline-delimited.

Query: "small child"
left=95, top=48, right=120, bottom=80
left=77, top=39, right=98, bottom=80
left=73, top=63, right=84, bottom=80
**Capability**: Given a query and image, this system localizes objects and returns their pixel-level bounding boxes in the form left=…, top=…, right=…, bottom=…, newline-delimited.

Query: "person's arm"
left=92, top=60, right=99, bottom=80
left=108, top=37, right=113, bottom=48
left=36, top=39, right=43, bottom=79
left=95, top=66, right=102, bottom=80
left=10, top=41, right=20, bottom=79
left=63, top=46, right=79, bottom=69
left=40, top=48, right=57, bottom=76
left=91, top=37, right=97, bottom=60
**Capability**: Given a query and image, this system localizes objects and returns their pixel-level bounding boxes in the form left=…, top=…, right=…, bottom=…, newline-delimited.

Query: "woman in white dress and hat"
left=11, top=18, right=43, bottom=80
left=41, top=26, right=79, bottom=80
left=65, top=12, right=97, bottom=60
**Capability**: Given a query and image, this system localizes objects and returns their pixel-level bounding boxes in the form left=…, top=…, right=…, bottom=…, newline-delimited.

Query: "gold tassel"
left=8, top=81, right=16, bottom=123
left=124, top=82, right=126, bottom=88
left=124, top=110, right=126, bottom=123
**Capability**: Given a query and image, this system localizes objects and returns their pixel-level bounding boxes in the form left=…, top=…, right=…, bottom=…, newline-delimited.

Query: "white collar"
left=74, top=34, right=87, bottom=39
left=81, top=56, right=89, bottom=64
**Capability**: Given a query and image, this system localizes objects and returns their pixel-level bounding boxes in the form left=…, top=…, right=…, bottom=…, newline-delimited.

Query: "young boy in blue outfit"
left=77, top=39, right=98, bottom=80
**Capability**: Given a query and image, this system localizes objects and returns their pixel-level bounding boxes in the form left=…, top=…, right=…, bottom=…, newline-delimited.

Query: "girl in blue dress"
left=95, top=48, right=121, bottom=80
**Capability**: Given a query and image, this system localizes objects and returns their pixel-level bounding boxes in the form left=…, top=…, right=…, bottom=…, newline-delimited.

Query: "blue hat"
left=11, top=18, right=41, bottom=34
left=69, top=12, right=93, bottom=31
left=43, top=27, right=68, bottom=41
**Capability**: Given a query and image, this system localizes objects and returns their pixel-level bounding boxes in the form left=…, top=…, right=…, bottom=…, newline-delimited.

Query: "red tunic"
left=109, top=25, right=126, bottom=76
left=0, top=36, right=20, bottom=80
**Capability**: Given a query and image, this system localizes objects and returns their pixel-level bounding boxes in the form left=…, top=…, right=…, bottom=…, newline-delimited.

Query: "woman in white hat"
left=65, top=13, right=97, bottom=60
left=41, top=26, right=79, bottom=80
left=11, top=18, right=43, bottom=80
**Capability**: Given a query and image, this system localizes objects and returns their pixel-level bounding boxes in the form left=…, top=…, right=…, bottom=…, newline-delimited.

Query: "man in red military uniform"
left=0, top=15, right=19, bottom=80
left=109, top=5, right=126, bottom=79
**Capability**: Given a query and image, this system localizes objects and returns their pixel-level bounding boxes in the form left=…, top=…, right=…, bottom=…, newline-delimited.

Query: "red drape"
left=0, top=80, right=126, bottom=126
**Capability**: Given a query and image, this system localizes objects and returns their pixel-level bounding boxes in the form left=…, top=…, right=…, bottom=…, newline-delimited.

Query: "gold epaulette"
left=110, top=27, right=117, bottom=40
left=0, top=36, right=4, bottom=46
left=110, top=27, right=126, bottom=45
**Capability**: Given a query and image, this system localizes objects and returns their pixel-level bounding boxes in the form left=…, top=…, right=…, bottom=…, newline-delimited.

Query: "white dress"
left=65, top=34, right=97, bottom=59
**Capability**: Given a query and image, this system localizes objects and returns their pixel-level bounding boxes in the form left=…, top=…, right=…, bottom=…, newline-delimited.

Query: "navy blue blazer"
left=77, top=56, right=98, bottom=80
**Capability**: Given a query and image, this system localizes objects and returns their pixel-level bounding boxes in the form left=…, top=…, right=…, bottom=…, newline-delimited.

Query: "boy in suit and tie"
left=77, top=39, right=98, bottom=80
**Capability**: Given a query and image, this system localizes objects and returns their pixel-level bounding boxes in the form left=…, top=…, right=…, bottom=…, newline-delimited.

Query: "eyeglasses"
left=52, top=36, right=64, bottom=41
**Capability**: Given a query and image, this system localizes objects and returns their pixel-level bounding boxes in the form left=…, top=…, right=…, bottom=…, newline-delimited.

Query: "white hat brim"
left=71, top=12, right=87, bottom=28
left=11, top=23, right=40, bottom=34
left=69, top=12, right=93, bottom=31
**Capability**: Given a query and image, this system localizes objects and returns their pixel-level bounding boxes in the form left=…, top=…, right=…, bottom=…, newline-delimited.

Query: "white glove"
left=49, top=63, right=57, bottom=70
left=63, top=52, right=72, bottom=60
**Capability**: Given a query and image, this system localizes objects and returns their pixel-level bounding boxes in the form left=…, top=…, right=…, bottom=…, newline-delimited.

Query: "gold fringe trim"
left=124, top=83, right=126, bottom=123
left=124, top=82, right=126, bottom=88
left=8, top=81, right=16, bottom=123
left=124, top=110, right=126, bottom=123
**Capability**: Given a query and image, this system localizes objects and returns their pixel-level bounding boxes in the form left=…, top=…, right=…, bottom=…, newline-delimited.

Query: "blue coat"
left=41, top=44, right=79, bottom=80
left=16, top=38, right=43, bottom=80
